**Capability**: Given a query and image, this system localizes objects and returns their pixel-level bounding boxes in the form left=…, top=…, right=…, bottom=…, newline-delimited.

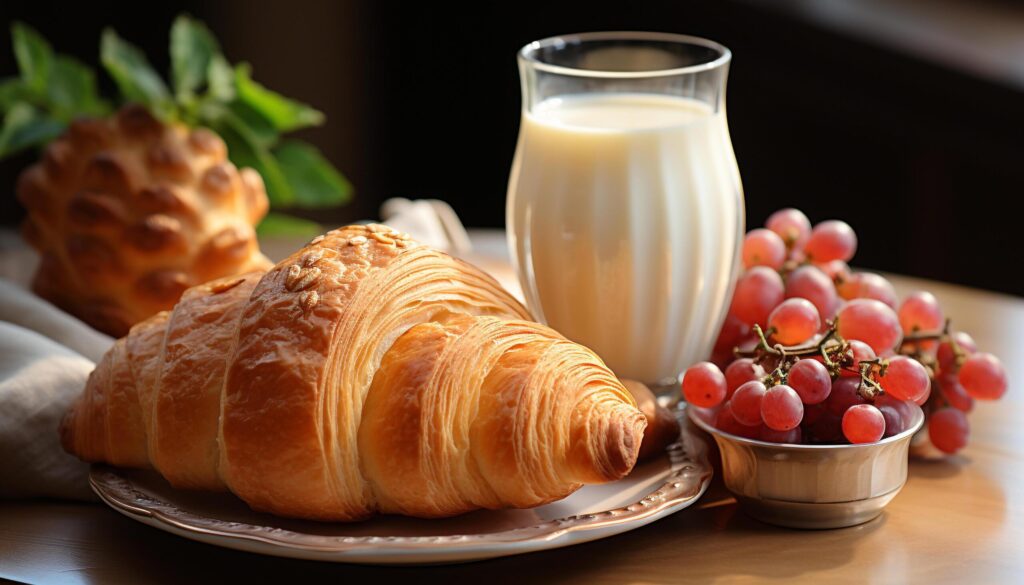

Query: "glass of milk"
left=507, top=32, right=744, bottom=396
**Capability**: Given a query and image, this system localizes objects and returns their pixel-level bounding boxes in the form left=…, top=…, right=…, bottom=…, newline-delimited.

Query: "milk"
left=507, top=93, right=743, bottom=384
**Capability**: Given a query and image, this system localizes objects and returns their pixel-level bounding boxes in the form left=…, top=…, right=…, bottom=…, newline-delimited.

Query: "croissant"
left=61, top=224, right=647, bottom=520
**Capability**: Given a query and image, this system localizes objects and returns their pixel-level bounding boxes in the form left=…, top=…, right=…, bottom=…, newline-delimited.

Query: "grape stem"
left=898, top=318, right=950, bottom=345
left=857, top=359, right=885, bottom=399
left=735, top=320, right=888, bottom=400
left=737, top=322, right=840, bottom=359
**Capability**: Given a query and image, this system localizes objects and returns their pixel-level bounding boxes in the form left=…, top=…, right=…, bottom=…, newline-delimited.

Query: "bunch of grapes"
left=683, top=208, right=1008, bottom=453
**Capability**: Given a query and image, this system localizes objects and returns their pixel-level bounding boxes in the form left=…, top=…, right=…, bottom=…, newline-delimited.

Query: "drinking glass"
left=507, top=32, right=744, bottom=395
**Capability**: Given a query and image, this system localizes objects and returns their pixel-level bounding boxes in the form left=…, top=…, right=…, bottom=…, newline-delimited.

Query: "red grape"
left=898, top=291, right=943, bottom=333
left=928, top=408, right=969, bottom=454
left=875, top=394, right=917, bottom=426
left=765, top=208, right=811, bottom=249
left=735, top=335, right=761, bottom=356
left=832, top=298, right=847, bottom=317
left=958, top=353, right=1008, bottom=400
left=710, top=348, right=733, bottom=369
left=759, top=425, right=802, bottom=444
left=732, top=380, right=768, bottom=426
left=730, top=267, right=785, bottom=327
left=837, top=272, right=898, bottom=308
left=682, top=362, right=728, bottom=407
left=938, top=374, right=974, bottom=412
left=785, top=265, right=839, bottom=321
left=835, top=275, right=855, bottom=300
left=767, top=298, right=821, bottom=345
left=808, top=411, right=843, bottom=442
left=937, top=331, right=977, bottom=373
left=742, top=228, right=787, bottom=269
left=877, top=405, right=904, bottom=438
left=915, top=382, right=932, bottom=405
left=898, top=291, right=944, bottom=350
left=837, top=299, right=902, bottom=354
left=713, top=208, right=1005, bottom=450
left=805, top=220, right=857, bottom=262
left=840, top=339, right=877, bottom=378
left=788, top=358, right=832, bottom=404
left=877, top=356, right=930, bottom=402
left=802, top=403, right=826, bottom=426
left=825, top=377, right=867, bottom=416
left=861, top=273, right=899, bottom=309
left=714, top=313, right=750, bottom=354
left=715, top=402, right=762, bottom=439
left=842, top=404, right=885, bottom=443
left=761, top=385, right=804, bottom=431
left=816, top=259, right=851, bottom=282
left=724, top=358, right=764, bottom=398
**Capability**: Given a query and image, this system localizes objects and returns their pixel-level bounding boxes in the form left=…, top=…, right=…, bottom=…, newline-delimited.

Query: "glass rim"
left=518, top=31, right=732, bottom=79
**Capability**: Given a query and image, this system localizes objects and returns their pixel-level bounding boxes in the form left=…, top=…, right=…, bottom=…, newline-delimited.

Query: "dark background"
left=2, top=0, right=1022, bottom=296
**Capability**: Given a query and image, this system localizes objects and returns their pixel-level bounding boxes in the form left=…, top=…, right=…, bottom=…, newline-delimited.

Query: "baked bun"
left=18, top=104, right=272, bottom=336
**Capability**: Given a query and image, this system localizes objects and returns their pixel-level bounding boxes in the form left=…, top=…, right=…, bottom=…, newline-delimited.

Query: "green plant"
left=1, top=15, right=351, bottom=235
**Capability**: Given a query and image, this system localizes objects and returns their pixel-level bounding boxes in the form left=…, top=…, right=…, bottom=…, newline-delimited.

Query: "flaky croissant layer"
left=61, top=224, right=646, bottom=520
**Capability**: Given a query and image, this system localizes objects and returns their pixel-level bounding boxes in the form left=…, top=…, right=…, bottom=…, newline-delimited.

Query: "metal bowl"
left=687, top=403, right=924, bottom=529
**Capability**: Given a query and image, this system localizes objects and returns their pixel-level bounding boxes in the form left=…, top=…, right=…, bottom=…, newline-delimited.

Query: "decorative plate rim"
left=90, top=407, right=711, bottom=559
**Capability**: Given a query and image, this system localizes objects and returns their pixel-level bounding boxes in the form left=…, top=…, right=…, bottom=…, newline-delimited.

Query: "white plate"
left=90, top=409, right=711, bottom=565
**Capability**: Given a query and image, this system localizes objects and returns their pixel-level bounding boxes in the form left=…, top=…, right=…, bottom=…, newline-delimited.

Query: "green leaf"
left=0, top=77, right=30, bottom=110
left=206, top=54, right=235, bottom=102
left=47, top=56, right=108, bottom=119
left=256, top=211, right=323, bottom=238
left=170, top=15, right=220, bottom=102
left=0, top=103, right=65, bottom=157
left=226, top=99, right=278, bottom=147
left=234, top=63, right=323, bottom=132
left=11, top=22, right=52, bottom=95
left=100, top=28, right=174, bottom=117
left=274, top=139, right=352, bottom=208
left=212, top=108, right=295, bottom=206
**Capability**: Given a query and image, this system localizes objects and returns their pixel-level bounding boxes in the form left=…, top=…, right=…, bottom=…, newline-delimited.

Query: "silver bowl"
left=687, top=403, right=924, bottom=529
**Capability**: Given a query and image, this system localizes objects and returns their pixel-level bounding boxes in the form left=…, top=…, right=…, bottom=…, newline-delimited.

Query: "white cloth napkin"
left=0, top=279, right=114, bottom=363
left=380, top=198, right=473, bottom=255
left=0, top=321, right=100, bottom=500
left=0, top=200, right=467, bottom=501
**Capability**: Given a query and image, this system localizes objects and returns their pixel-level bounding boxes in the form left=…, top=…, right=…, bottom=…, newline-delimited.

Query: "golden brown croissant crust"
left=61, top=224, right=647, bottom=521
left=621, top=380, right=681, bottom=461
left=18, top=104, right=271, bottom=337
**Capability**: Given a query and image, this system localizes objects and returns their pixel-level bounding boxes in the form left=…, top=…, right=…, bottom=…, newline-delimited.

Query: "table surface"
left=2, top=234, right=1023, bottom=585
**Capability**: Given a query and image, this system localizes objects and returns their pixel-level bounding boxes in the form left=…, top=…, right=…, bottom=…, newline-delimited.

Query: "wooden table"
left=2, top=240, right=1022, bottom=584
